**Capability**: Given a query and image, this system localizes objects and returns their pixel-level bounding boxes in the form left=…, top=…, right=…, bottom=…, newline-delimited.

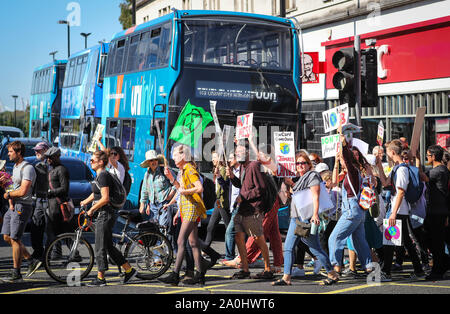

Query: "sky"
left=0, top=0, right=124, bottom=112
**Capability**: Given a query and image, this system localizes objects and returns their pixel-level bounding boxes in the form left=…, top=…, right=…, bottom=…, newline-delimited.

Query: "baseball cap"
left=32, top=142, right=50, bottom=151
left=44, top=147, right=61, bottom=158
left=315, top=163, right=329, bottom=173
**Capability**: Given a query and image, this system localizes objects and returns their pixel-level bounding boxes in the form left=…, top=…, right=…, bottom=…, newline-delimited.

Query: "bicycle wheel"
left=124, top=231, right=173, bottom=280
left=44, top=233, right=95, bottom=284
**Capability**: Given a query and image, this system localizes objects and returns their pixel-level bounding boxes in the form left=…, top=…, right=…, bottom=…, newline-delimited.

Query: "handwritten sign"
left=322, top=104, right=349, bottom=133
left=236, top=113, right=253, bottom=140
left=321, top=134, right=340, bottom=159
left=88, top=124, right=105, bottom=153
left=274, top=131, right=296, bottom=177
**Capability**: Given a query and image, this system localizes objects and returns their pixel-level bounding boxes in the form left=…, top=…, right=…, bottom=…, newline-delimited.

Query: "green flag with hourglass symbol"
left=168, top=99, right=214, bottom=148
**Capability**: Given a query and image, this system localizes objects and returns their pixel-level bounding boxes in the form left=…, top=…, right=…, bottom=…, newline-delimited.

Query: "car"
left=24, top=156, right=94, bottom=211
left=0, top=137, right=51, bottom=173
left=0, top=126, right=25, bottom=138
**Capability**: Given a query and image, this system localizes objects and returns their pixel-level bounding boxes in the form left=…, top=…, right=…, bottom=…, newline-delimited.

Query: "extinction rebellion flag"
left=169, top=100, right=214, bottom=148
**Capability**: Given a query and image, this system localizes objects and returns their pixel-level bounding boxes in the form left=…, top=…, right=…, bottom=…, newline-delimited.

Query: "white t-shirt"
left=391, top=166, right=410, bottom=215
left=108, top=161, right=125, bottom=183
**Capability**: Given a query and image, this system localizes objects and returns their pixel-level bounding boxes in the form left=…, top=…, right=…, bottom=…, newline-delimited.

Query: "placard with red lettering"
left=274, top=131, right=296, bottom=177
left=236, top=113, right=253, bottom=140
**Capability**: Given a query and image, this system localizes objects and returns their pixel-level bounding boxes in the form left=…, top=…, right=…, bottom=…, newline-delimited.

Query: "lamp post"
left=49, top=51, right=58, bottom=61
left=11, top=95, right=18, bottom=127
left=80, top=32, right=92, bottom=49
left=58, top=20, right=71, bottom=58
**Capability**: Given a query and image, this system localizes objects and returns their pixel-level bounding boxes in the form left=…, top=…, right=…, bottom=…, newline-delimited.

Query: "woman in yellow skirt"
left=159, top=144, right=207, bottom=286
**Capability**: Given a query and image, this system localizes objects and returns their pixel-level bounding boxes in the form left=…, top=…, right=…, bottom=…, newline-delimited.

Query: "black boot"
left=203, top=247, right=221, bottom=269
left=158, top=271, right=180, bottom=286
left=183, top=270, right=206, bottom=286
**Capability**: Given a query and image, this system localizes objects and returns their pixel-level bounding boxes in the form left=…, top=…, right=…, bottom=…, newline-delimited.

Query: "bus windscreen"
left=183, top=19, right=292, bottom=71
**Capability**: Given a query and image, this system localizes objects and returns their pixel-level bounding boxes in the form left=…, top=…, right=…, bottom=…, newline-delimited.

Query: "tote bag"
left=292, top=182, right=334, bottom=220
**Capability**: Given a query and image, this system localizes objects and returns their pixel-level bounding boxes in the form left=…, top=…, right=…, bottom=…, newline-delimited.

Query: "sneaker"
left=25, top=259, right=42, bottom=278
left=392, top=263, right=403, bottom=272
left=291, top=267, right=306, bottom=278
left=4, top=270, right=23, bottom=283
left=123, top=268, right=137, bottom=284
left=86, top=277, right=107, bottom=287
left=313, top=260, right=322, bottom=275
left=408, top=272, right=426, bottom=281
left=380, top=272, right=392, bottom=282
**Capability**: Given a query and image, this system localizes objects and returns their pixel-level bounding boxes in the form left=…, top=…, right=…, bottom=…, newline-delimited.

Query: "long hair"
left=351, top=146, right=369, bottom=172
left=110, top=146, right=130, bottom=172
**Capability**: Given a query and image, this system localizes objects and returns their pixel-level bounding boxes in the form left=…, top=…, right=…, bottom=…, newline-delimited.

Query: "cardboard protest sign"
left=321, top=134, right=340, bottom=159
left=352, top=138, right=369, bottom=155
left=210, top=100, right=224, bottom=159
left=274, top=131, right=296, bottom=177
left=88, top=124, right=105, bottom=153
left=322, top=104, right=349, bottom=133
left=383, top=219, right=403, bottom=246
left=236, top=113, right=253, bottom=140
left=410, top=107, right=426, bottom=157
left=377, top=121, right=384, bottom=146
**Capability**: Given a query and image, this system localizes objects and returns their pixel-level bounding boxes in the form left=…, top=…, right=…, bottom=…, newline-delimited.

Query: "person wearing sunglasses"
left=81, top=150, right=137, bottom=286
left=273, top=151, right=339, bottom=286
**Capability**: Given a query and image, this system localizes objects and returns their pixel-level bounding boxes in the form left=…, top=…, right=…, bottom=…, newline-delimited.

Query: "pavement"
left=0, top=231, right=449, bottom=297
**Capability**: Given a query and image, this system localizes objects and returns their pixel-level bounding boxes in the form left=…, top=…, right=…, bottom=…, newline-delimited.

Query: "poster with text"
left=321, top=134, right=340, bottom=159
left=88, top=124, right=105, bottom=153
left=322, top=104, right=349, bottom=133
left=236, top=113, right=253, bottom=140
left=274, top=131, right=296, bottom=177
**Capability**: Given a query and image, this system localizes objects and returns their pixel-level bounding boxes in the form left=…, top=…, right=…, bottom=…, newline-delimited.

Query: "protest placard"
left=236, top=113, right=253, bottom=140
left=410, top=107, right=426, bottom=157
left=321, top=134, right=340, bottom=159
left=210, top=100, right=224, bottom=159
left=352, top=138, right=369, bottom=155
left=322, top=104, right=349, bottom=133
left=274, top=131, right=296, bottom=177
left=377, top=121, right=384, bottom=146
left=88, top=124, right=105, bottom=153
left=383, top=219, right=403, bottom=246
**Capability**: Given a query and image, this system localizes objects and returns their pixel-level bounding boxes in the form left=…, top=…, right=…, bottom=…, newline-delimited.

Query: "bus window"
left=146, top=32, right=160, bottom=68
left=183, top=19, right=291, bottom=71
left=60, top=119, right=81, bottom=151
left=157, top=22, right=172, bottom=66
left=126, top=34, right=140, bottom=72
left=114, top=39, right=127, bottom=74
left=137, top=32, right=150, bottom=71
left=105, top=118, right=136, bottom=161
left=105, top=41, right=116, bottom=76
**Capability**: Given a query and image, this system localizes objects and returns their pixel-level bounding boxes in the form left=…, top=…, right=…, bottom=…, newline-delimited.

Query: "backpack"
left=94, top=171, right=127, bottom=209
left=200, top=174, right=216, bottom=210
left=123, top=171, right=132, bottom=195
left=391, top=163, right=424, bottom=204
left=261, top=172, right=278, bottom=214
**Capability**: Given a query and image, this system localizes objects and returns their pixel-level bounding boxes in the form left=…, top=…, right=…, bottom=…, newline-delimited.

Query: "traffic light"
left=361, top=48, right=378, bottom=107
left=332, top=48, right=356, bottom=107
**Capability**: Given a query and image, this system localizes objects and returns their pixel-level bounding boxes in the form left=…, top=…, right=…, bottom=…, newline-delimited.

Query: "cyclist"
left=80, top=150, right=137, bottom=286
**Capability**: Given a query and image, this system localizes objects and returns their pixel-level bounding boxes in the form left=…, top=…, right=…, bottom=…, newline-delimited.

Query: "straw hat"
left=140, top=150, right=164, bottom=168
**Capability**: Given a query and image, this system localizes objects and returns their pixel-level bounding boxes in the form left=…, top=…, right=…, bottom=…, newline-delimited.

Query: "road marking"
left=1, top=287, right=48, bottom=294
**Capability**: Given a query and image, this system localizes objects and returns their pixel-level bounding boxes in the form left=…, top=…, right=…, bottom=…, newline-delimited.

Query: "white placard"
left=321, top=134, right=340, bottom=159
left=382, top=219, right=403, bottom=246
left=377, top=121, right=384, bottom=146
left=352, top=138, right=369, bottom=155
left=88, top=124, right=105, bottom=153
left=274, top=131, right=296, bottom=177
left=322, top=104, right=349, bottom=133
left=210, top=100, right=224, bottom=158
left=236, top=113, right=253, bottom=140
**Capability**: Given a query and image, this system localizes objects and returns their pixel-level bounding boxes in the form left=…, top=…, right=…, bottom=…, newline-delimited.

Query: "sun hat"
left=315, top=163, right=329, bottom=173
left=140, top=150, right=164, bottom=168
left=32, top=142, right=50, bottom=151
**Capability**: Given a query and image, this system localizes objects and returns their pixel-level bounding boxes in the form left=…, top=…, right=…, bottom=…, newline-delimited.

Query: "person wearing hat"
left=139, top=150, right=176, bottom=229
left=29, top=142, right=50, bottom=265
left=44, top=147, right=71, bottom=254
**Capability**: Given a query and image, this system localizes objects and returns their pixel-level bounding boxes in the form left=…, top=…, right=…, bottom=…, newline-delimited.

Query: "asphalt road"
left=0, top=231, right=449, bottom=300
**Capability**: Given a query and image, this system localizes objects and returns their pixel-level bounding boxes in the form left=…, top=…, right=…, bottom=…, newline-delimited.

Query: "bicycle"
left=43, top=208, right=174, bottom=284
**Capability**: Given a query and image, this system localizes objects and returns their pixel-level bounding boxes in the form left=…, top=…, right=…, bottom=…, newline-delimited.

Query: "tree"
left=119, top=0, right=133, bottom=30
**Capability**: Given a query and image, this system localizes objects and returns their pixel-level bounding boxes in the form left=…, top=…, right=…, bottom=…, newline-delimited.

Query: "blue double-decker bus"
left=29, top=60, right=67, bottom=142
left=59, top=43, right=109, bottom=164
left=102, top=10, right=302, bottom=206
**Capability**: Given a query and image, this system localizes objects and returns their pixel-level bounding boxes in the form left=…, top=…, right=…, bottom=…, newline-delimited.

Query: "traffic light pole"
left=354, top=35, right=362, bottom=131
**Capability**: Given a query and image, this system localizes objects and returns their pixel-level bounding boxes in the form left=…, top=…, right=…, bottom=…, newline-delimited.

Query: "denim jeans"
left=283, top=217, right=334, bottom=275
left=328, top=192, right=372, bottom=269
left=225, top=207, right=238, bottom=260
left=149, top=201, right=169, bottom=227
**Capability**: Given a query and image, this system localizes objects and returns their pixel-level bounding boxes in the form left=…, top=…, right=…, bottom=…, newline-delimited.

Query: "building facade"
left=134, top=0, right=450, bottom=158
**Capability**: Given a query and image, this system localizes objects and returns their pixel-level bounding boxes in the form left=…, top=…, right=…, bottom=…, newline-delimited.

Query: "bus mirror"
left=150, top=119, right=164, bottom=137
left=42, top=121, right=49, bottom=132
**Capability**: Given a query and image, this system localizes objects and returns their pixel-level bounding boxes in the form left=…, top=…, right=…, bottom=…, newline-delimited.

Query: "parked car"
left=0, top=137, right=51, bottom=173
left=24, top=156, right=93, bottom=211
left=0, top=126, right=24, bottom=138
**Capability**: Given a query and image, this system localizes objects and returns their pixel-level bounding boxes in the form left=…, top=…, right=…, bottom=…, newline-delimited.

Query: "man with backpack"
left=376, top=140, right=425, bottom=281
left=0, top=141, right=39, bottom=282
